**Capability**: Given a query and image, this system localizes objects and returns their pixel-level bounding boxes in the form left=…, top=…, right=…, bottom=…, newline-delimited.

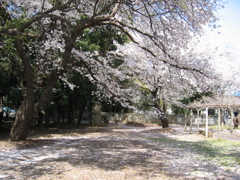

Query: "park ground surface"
left=0, top=122, right=240, bottom=180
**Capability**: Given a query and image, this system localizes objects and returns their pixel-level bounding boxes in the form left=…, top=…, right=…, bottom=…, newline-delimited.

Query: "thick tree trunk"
left=152, top=88, right=169, bottom=129
left=233, top=117, right=238, bottom=128
left=10, top=32, right=75, bottom=141
left=10, top=39, right=35, bottom=141
left=160, top=102, right=169, bottom=128
left=160, top=113, right=169, bottom=128
left=10, top=102, right=34, bottom=141
left=154, top=103, right=169, bottom=128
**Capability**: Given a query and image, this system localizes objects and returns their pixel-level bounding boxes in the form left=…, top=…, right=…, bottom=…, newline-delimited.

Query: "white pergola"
left=187, top=95, right=240, bottom=139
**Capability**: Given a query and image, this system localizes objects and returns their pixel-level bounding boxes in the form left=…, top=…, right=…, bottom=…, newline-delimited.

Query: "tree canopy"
left=0, top=0, right=223, bottom=140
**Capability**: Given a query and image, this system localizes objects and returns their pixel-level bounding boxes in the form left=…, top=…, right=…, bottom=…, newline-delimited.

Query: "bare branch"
left=0, top=28, right=40, bottom=37
left=111, top=0, right=122, bottom=16
left=93, top=0, right=100, bottom=16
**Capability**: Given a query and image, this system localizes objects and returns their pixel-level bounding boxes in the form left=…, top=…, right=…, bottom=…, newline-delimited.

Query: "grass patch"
left=147, top=138, right=240, bottom=167
left=208, top=125, right=236, bottom=130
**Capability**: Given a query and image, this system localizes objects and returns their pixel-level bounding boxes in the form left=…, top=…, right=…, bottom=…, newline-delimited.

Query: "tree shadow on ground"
left=0, top=124, right=240, bottom=180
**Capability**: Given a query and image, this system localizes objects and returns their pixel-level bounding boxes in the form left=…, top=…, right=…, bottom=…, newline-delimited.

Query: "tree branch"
left=111, top=0, right=122, bottom=16
left=98, top=20, right=206, bottom=76
left=14, top=38, right=34, bottom=111
left=0, top=28, right=40, bottom=37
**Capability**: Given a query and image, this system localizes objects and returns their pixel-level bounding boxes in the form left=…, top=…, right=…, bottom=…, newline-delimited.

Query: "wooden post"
left=230, top=108, right=234, bottom=133
left=206, top=107, right=209, bottom=138
left=184, top=109, right=187, bottom=132
left=221, top=109, right=225, bottom=130
left=190, top=110, right=193, bottom=134
left=197, top=109, right=200, bottom=133
left=218, top=108, right=221, bottom=140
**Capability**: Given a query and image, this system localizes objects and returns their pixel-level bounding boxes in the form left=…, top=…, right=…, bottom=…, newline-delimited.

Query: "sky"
left=216, top=0, right=240, bottom=51
left=206, top=0, right=240, bottom=84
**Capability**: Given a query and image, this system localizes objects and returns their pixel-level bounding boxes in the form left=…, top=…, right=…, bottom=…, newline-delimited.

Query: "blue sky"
left=216, top=0, right=240, bottom=50
left=202, top=0, right=240, bottom=59
left=203, top=0, right=240, bottom=91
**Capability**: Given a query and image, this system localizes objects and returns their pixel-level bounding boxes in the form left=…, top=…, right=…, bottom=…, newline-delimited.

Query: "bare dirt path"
left=0, top=123, right=239, bottom=180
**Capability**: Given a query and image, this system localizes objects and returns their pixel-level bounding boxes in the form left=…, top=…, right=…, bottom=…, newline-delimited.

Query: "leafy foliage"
left=180, top=91, right=214, bottom=105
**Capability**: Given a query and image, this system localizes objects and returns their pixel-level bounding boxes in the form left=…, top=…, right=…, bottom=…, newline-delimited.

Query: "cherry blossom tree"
left=118, top=37, right=217, bottom=128
left=0, top=0, right=223, bottom=140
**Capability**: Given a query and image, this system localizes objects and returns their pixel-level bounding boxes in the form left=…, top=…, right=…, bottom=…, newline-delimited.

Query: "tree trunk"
left=5, top=112, right=9, bottom=121
left=152, top=88, right=169, bottom=129
left=67, top=95, right=74, bottom=124
left=154, top=101, right=169, bottom=128
left=61, top=106, right=66, bottom=124
left=0, top=111, right=3, bottom=130
left=160, top=101, right=169, bottom=128
left=45, top=111, right=50, bottom=127
left=10, top=38, right=35, bottom=141
left=10, top=102, right=34, bottom=141
left=57, top=106, right=62, bottom=125
left=10, top=31, right=76, bottom=141
left=160, top=114, right=169, bottom=128
left=77, top=105, right=85, bottom=125
left=38, top=112, right=44, bottom=127
left=0, top=98, right=2, bottom=129
left=233, top=117, right=238, bottom=128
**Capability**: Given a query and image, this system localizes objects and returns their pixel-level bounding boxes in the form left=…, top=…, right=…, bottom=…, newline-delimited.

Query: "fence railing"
left=101, top=113, right=232, bottom=126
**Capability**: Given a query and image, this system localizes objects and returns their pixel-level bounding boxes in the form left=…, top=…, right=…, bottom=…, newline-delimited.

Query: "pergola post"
left=184, top=109, right=188, bottom=132
left=218, top=108, right=221, bottom=140
left=197, top=109, right=200, bottom=133
left=221, top=109, right=224, bottom=130
left=230, top=108, right=234, bottom=133
left=205, top=107, right=209, bottom=138
left=190, top=110, right=193, bottom=134
left=187, top=95, right=240, bottom=136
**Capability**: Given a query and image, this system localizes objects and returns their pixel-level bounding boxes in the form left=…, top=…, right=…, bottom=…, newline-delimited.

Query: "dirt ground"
left=0, top=122, right=239, bottom=180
